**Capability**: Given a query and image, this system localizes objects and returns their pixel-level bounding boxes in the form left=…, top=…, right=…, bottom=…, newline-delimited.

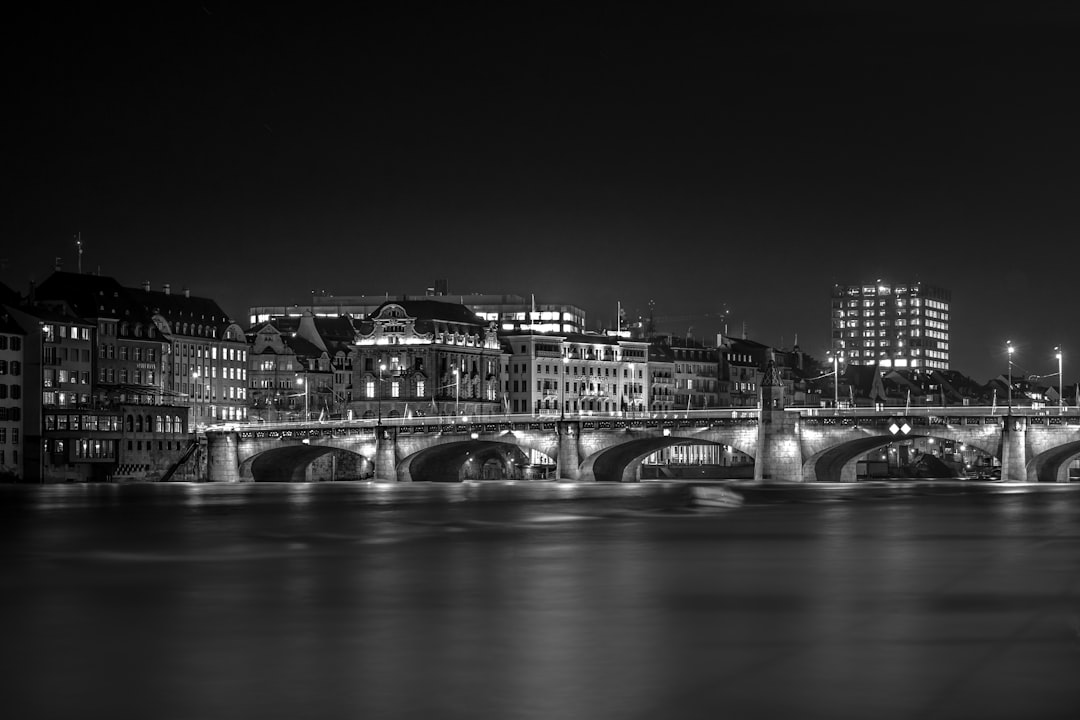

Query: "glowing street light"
left=828, top=351, right=842, bottom=414
left=1007, top=341, right=1014, bottom=412
left=560, top=356, right=569, bottom=420
left=1055, top=346, right=1063, bottom=413
left=378, top=363, right=386, bottom=424
left=296, top=375, right=309, bottom=422
left=453, top=367, right=460, bottom=416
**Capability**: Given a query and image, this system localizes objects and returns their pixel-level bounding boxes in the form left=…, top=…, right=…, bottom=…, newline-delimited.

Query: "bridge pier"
left=557, top=421, right=581, bottom=480
left=754, top=359, right=804, bottom=482
left=206, top=431, right=240, bottom=483
left=755, top=408, right=804, bottom=482
left=374, top=426, right=400, bottom=481
left=1000, top=415, right=1031, bottom=482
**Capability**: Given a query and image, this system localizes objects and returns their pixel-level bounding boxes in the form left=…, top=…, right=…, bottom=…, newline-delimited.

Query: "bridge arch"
left=398, top=439, right=546, bottom=483
left=581, top=436, right=741, bottom=483
left=1032, top=440, right=1080, bottom=483
left=243, top=444, right=372, bottom=482
left=803, top=431, right=998, bottom=483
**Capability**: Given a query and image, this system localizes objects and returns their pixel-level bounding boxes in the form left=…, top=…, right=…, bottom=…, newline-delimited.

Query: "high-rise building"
left=831, top=281, right=951, bottom=371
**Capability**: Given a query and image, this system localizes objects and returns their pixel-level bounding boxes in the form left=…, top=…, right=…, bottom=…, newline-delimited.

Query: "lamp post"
left=296, top=375, right=309, bottom=422
left=453, top=367, right=460, bottom=416
left=1056, top=346, right=1063, bottom=413
left=560, top=356, right=569, bottom=420
left=829, top=351, right=841, bottom=414
left=1007, top=340, right=1014, bottom=412
left=377, top=363, right=386, bottom=423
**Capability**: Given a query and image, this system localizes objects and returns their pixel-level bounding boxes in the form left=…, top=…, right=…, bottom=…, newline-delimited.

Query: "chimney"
left=143, top=281, right=150, bottom=292
left=164, top=284, right=171, bottom=295
left=183, top=287, right=190, bottom=298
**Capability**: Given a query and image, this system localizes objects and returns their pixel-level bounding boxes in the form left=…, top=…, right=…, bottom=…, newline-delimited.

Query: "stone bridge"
left=203, top=408, right=1080, bottom=484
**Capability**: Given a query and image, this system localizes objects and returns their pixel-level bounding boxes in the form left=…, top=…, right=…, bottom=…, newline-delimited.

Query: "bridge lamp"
left=1055, top=347, right=1063, bottom=412
left=296, top=376, right=309, bottom=422
left=470, top=432, right=479, bottom=440
left=663, top=428, right=671, bottom=437
left=377, top=363, right=387, bottom=423
left=1006, top=341, right=1014, bottom=411
left=889, top=422, right=911, bottom=436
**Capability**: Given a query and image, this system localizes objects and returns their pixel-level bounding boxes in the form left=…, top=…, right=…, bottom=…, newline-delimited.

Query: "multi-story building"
left=5, top=303, right=98, bottom=482
left=647, top=343, right=676, bottom=412
left=30, top=272, right=197, bottom=480
left=832, top=281, right=951, bottom=371
left=248, top=312, right=356, bottom=421
left=501, top=332, right=649, bottom=416
left=348, top=300, right=502, bottom=418
left=0, top=310, right=25, bottom=479
left=127, top=283, right=249, bottom=426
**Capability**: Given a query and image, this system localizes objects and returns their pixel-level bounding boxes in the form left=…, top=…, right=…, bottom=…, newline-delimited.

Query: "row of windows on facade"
left=100, top=344, right=158, bottom=362
left=0, top=360, right=22, bottom=375
left=0, top=407, right=22, bottom=421
left=0, top=428, right=18, bottom=444
left=0, top=449, right=16, bottom=466
left=176, top=344, right=247, bottom=362
left=43, top=347, right=91, bottom=364
left=41, top=438, right=190, bottom=458
left=173, top=364, right=247, bottom=381
left=44, top=413, right=184, bottom=433
left=182, top=382, right=247, bottom=400
left=0, top=336, right=23, bottom=351
left=41, top=392, right=89, bottom=408
left=516, top=363, right=646, bottom=378
left=42, top=325, right=92, bottom=342
left=0, top=384, right=21, bottom=399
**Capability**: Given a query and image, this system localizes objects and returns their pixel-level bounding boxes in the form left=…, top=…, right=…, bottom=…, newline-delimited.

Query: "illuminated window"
left=366, top=380, right=375, bottom=398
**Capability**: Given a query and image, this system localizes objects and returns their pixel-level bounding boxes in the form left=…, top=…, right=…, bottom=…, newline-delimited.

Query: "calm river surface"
left=2, top=481, right=1080, bottom=720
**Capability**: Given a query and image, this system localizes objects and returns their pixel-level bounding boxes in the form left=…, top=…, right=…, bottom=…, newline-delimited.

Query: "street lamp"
left=1055, top=346, right=1063, bottom=413
left=829, top=351, right=842, bottom=413
left=296, top=375, right=309, bottom=422
left=378, top=363, right=386, bottom=423
left=453, top=367, right=460, bottom=416
left=1007, top=340, right=1014, bottom=412
left=560, top=356, right=569, bottom=420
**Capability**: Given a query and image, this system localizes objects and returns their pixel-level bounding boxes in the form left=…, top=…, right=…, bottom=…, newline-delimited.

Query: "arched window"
left=155, top=416, right=163, bottom=433
left=146, top=415, right=153, bottom=432
left=136, top=415, right=143, bottom=432
left=174, top=415, right=183, bottom=433
left=127, top=415, right=134, bottom=432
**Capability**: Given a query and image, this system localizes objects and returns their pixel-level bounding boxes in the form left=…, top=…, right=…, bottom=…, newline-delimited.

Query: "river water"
left=2, top=481, right=1079, bottom=719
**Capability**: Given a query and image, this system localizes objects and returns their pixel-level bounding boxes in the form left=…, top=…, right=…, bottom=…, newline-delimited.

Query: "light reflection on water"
left=2, top=482, right=1080, bottom=719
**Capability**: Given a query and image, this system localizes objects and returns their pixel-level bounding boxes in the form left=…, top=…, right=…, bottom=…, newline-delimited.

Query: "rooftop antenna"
left=75, top=232, right=83, bottom=274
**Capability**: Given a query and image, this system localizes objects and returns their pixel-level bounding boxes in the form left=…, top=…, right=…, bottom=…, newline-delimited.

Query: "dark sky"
left=5, top=3, right=1080, bottom=383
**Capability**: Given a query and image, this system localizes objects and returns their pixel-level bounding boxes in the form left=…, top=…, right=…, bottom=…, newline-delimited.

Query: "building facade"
left=128, top=283, right=250, bottom=427
left=501, top=333, right=649, bottom=416
left=0, top=311, right=25, bottom=479
left=832, top=281, right=951, bottom=371
left=248, top=313, right=355, bottom=422
left=348, top=301, right=502, bottom=418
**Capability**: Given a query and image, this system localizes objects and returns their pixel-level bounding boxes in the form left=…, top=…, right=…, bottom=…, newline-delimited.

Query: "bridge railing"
left=200, top=405, right=1080, bottom=434
left=201, top=408, right=763, bottom=434
left=789, top=405, right=1080, bottom=418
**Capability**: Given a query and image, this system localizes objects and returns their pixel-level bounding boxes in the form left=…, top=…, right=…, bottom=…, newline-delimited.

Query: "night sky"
left=5, top=3, right=1080, bottom=383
